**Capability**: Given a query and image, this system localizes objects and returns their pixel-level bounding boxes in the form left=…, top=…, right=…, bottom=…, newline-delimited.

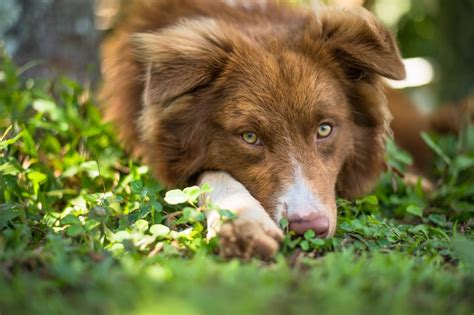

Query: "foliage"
left=0, top=56, right=473, bottom=315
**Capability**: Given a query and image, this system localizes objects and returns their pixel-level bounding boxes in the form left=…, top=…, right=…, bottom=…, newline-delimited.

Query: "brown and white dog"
left=101, top=0, right=408, bottom=259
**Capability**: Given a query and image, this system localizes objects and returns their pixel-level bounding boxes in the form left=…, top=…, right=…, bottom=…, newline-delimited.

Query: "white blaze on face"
left=274, top=160, right=329, bottom=222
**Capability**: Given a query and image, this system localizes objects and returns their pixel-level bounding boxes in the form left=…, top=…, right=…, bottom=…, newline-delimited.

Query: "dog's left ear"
left=302, top=7, right=406, bottom=81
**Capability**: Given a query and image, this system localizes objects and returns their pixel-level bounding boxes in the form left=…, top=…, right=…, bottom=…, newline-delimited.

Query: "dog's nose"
left=289, top=214, right=330, bottom=237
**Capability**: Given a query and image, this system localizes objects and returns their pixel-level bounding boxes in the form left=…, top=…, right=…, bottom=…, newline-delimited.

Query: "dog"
left=100, top=0, right=409, bottom=259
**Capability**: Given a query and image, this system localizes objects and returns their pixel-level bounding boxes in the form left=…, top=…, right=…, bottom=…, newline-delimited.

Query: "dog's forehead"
left=222, top=49, right=348, bottom=120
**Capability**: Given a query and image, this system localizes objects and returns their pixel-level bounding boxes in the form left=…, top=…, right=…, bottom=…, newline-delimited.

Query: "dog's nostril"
left=289, top=215, right=330, bottom=237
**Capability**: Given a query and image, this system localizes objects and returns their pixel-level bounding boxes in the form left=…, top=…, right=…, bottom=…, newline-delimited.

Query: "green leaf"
left=130, top=180, right=143, bottom=194
left=406, top=205, right=423, bottom=217
left=364, top=195, right=378, bottom=205
left=0, top=128, right=23, bottom=150
left=200, top=183, right=212, bottom=192
left=133, top=219, right=149, bottom=233
left=304, top=229, right=316, bottom=240
left=152, top=201, right=163, bottom=213
left=386, top=138, right=413, bottom=170
left=428, top=214, right=446, bottom=227
left=310, top=238, right=325, bottom=246
left=0, top=203, right=21, bottom=228
left=0, top=125, right=12, bottom=141
left=21, top=127, right=38, bottom=157
left=194, top=212, right=206, bottom=222
left=79, top=161, right=100, bottom=178
left=27, top=170, right=47, bottom=185
left=0, top=162, right=21, bottom=176
left=32, top=99, right=61, bottom=121
left=62, top=214, right=82, bottom=225
left=279, top=218, right=289, bottom=229
left=66, top=224, right=85, bottom=237
left=300, top=240, right=310, bottom=251
left=339, top=222, right=352, bottom=232
left=453, top=155, right=474, bottom=171
left=114, top=230, right=131, bottom=242
left=183, top=186, right=202, bottom=203
left=84, top=220, right=100, bottom=232
left=164, top=189, right=187, bottom=205
left=421, top=132, right=451, bottom=165
left=27, top=170, right=48, bottom=195
left=182, top=207, right=194, bottom=218
left=150, top=224, right=171, bottom=238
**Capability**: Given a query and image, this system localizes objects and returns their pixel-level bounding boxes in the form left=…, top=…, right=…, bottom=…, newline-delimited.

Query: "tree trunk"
left=2, top=0, right=99, bottom=83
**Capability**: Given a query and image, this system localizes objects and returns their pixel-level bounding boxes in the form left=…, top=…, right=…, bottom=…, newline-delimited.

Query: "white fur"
left=198, top=171, right=278, bottom=239
left=274, top=160, right=329, bottom=222
left=224, top=0, right=268, bottom=10
left=224, top=0, right=237, bottom=7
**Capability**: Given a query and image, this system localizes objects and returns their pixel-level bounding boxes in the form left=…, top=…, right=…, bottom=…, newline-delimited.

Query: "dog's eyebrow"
left=223, top=113, right=272, bottom=130
left=224, top=103, right=270, bottom=119
left=214, top=106, right=272, bottom=131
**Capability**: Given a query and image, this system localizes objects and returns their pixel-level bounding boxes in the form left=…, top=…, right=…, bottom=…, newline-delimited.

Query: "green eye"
left=241, top=131, right=259, bottom=145
left=317, top=123, right=333, bottom=139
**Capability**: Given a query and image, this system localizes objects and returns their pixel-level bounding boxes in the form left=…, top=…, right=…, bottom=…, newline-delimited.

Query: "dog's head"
left=134, top=7, right=405, bottom=237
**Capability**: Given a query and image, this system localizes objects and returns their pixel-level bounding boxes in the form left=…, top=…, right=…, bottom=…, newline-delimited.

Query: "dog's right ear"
left=132, top=19, right=237, bottom=186
left=133, top=18, right=233, bottom=107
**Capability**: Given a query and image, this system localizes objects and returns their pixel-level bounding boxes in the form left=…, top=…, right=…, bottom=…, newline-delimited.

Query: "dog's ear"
left=133, top=18, right=234, bottom=107
left=132, top=19, right=236, bottom=186
left=302, top=7, right=406, bottom=81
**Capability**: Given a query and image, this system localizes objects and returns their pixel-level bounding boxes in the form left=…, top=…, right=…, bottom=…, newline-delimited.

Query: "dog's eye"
left=241, top=131, right=260, bottom=145
left=317, top=123, right=333, bottom=139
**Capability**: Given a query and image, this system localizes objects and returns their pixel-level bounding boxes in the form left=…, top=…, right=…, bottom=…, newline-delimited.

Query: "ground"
left=0, top=56, right=473, bottom=315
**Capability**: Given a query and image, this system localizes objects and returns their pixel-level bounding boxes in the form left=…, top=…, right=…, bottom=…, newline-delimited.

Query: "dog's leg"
left=198, top=171, right=283, bottom=260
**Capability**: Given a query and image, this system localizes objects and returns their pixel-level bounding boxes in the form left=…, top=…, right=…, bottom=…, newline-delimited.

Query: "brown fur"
left=100, top=0, right=406, bottom=220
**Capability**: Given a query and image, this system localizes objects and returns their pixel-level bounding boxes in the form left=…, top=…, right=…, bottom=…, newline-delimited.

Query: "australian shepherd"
left=101, top=0, right=434, bottom=259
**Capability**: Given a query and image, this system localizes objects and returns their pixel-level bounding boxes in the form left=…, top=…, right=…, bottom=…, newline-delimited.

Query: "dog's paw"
left=217, top=217, right=283, bottom=260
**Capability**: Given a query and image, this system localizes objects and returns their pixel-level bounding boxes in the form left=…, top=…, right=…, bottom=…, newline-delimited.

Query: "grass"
left=0, top=54, right=473, bottom=315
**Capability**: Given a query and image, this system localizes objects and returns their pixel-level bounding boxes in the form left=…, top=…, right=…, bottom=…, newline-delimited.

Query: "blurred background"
left=0, top=0, right=473, bottom=108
